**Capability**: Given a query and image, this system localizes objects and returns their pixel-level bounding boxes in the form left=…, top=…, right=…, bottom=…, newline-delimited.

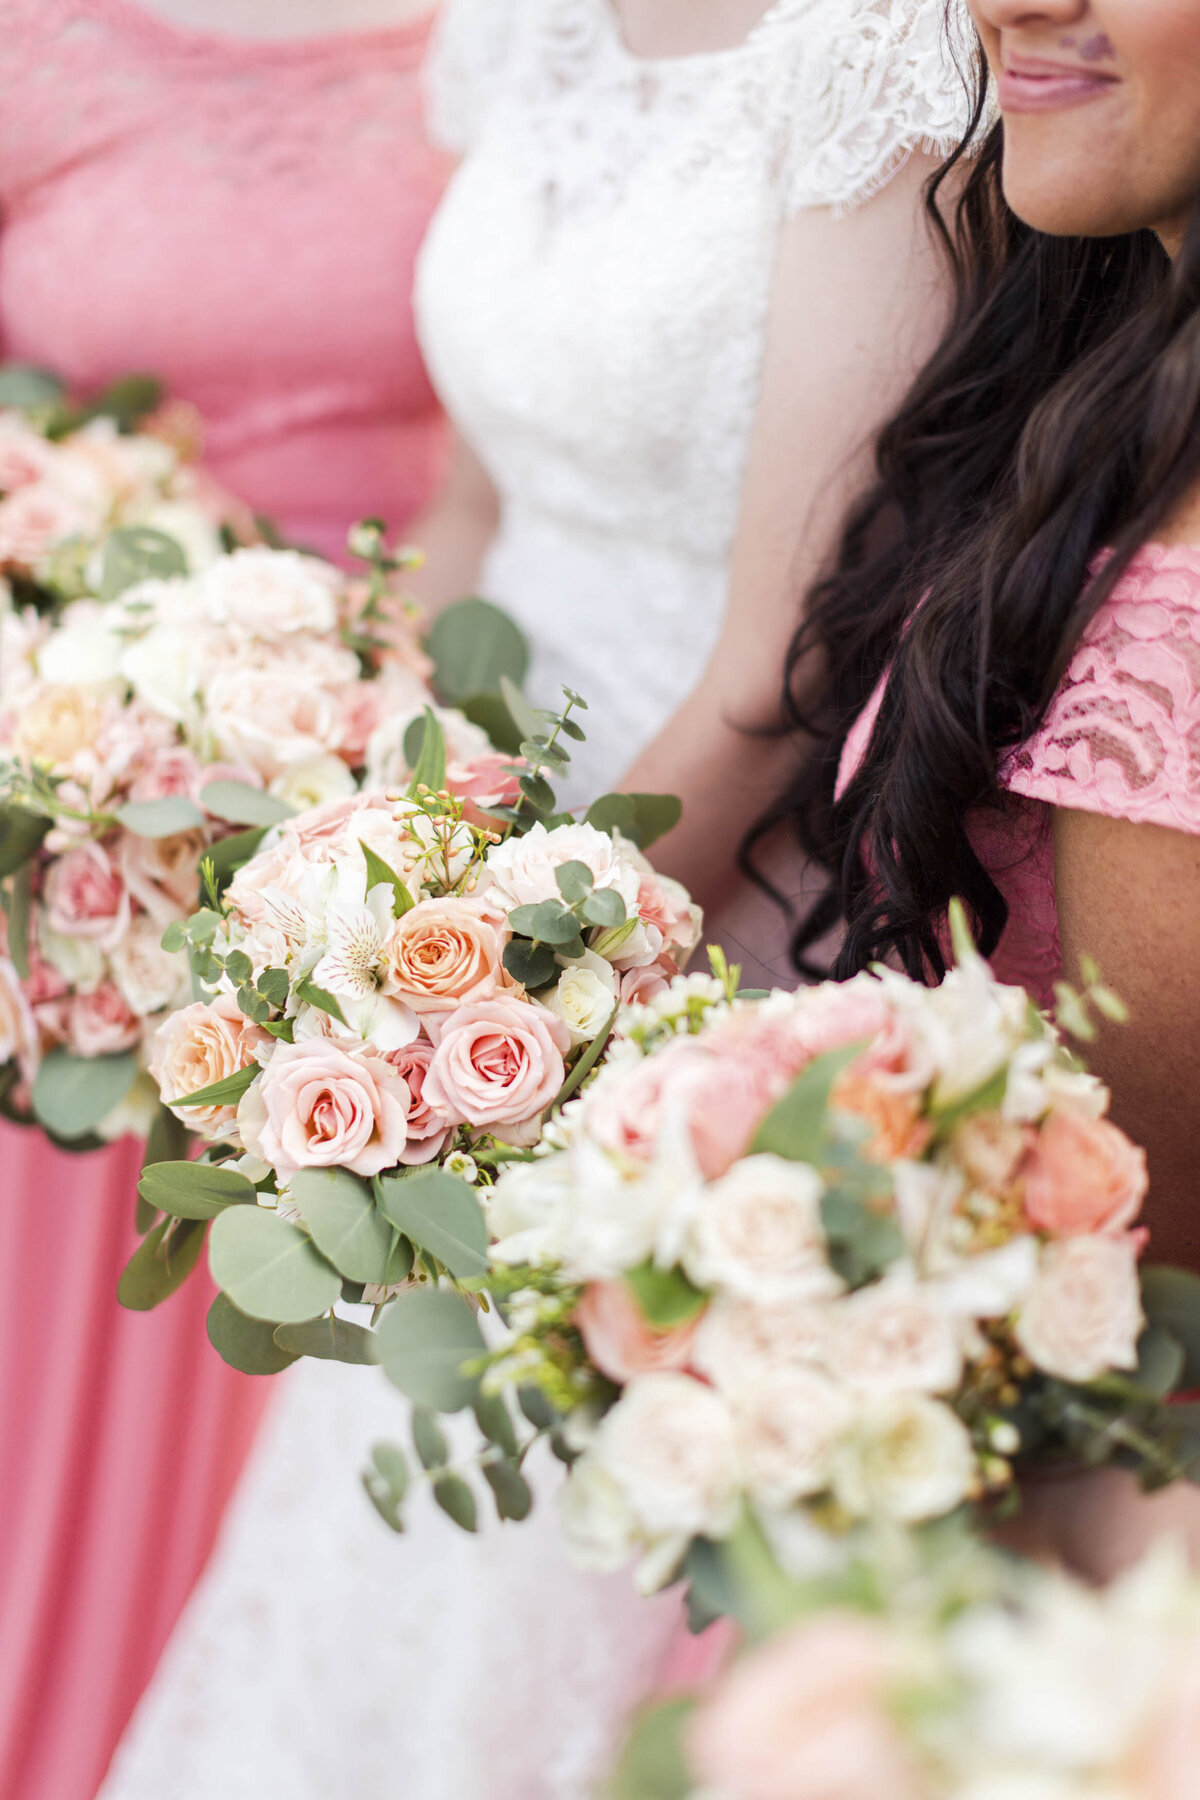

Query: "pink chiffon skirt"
left=0, top=1123, right=270, bottom=1800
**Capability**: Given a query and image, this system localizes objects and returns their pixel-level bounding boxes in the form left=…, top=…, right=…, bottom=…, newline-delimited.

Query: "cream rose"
left=381, top=896, right=506, bottom=1013
left=483, top=821, right=642, bottom=913
left=593, top=1372, right=741, bottom=1540
left=269, top=754, right=357, bottom=814
left=692, top=1294, right=835, bottom=1390
left=37, top=602, right=126, bottom=687
left=736, top=1366, right=854, bottom=1507
left=557, top=1455, right=641, bottom=1574
left=238, top=1037, right=411, bottom=1179
left=539, top=950, right=617, bottom=1046
left=683, top=1154, right=839, bottom=1303
left=423, top=996, right=569, bottom=1140
left=833, top=1393, right=976, bottom=1523
left=205, top=667, right=345, bottom=781
left=119, top=618, right=200, bottom=722
left=109, top=915, right=187, bottom=1018
left=197, top=547, right=339, bottom=641
left=828, top=1272, right=965, bottom=1398
left=151, top=992, right=271, bottom=1140
left=1015, top=1234, right=1144, bottom=1383
left=11, top=684, right=108, bottom=768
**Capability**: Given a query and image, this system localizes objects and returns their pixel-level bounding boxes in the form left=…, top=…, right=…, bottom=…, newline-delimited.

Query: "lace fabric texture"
left=417, top=0, right=976, bottom=798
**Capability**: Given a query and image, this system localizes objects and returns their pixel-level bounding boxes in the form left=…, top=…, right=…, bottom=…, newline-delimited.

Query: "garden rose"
left=121, top=826, right=210, bottom=926
left=0, top=480, right=103, bottom=570
left=1015, top=1234, right=1144, bottom=1383
left=832, top=1071, right=932, bottom=1162
left=423, top=996, right=569, bottom=1140
left=206, top=666, right=344, bottom=781
left=540, top=951, right=616, bottom=1046
left=43, top=841, right=129, bottom=950
left=683, top=1154, right=839, bottom=1303
left=833, top=1393, right=976, bottom=1523
left=383, top=1037, right=455, bottom=1166
left=109, top=914, right=186, bottom=1017
left=692, top=1294, right=835, bottom=1390
left=575, top=1280, right=700, bottom=1384
left=445, top=751, right=523, bottom=825
left=828, top=1272, right=964, bottom=1397
left=67, top=982, right=142, bottom=1057
left=584, top=1041, right=787, bottom=1181
left=11, top=683, right=107, bottom=767
left=1021, top=1109, right=1148, bottom=1237
left=593, top=1372, right=741, bottom=1540
left=736, top=1366, right=854, bottom=1506
left=151, top=992, right=270, bottom=1139
left=268, top=754, right=357, bottom=814
left=199, top=547, right=339, bottom=641
left=382, top=897, right=506, bottom=1013
left=483, top=820, right=641, bottom=913
left=237, top=1038, right=411, bottom=1179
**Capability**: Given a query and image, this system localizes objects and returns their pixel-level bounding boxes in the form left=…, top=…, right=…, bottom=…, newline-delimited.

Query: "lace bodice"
left=415, top=0, right=976, bottom=793
left=839, top=546, right=1200, bottom=1004
left=0, top=0, right=448, bottom=555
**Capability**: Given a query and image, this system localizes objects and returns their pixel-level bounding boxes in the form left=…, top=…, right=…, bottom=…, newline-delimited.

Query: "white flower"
left=204, top=666, right=345, bottom=781
left=539, top=950, right=617, bottom=1047
left=37, top=600, right=125, bottom=687
left=617, top=971, right=726, bottom=1039
left=135, top=499, right=223, bottom=574
left=558, top=1116, right=705, bottom=1281
left=833, top=1393, right=975, bottom=1523
left=269, top=754, right=357, bottom=814
left=197, top=547, right=339, bottom=641
left=109, top=914, right=188, bottom=1017
left=310, top=883, right=395, bottom=1002
left=363, top=702, right=491, bottom=791
left=119, top=616, right=200, bottom=723
left=682, top=1154, right=839, bottom=1304
left=593, top=1373, right=741, bottom=1541
left=483, top=821, right=642, bottom=914
left=692, top=1294, right=835, bottom=1391
left=905, top=957, right=1030, bottom=1109
left=828, top=1267, right=965, bottom=1398
left=487, top=1158, right=574, bottom=1267
left=1015, top=1236, right=1144, bottom=1384
left=735, top=1366, right=854, bottom=1507
left=557, top=1455, right=641, bottom=1574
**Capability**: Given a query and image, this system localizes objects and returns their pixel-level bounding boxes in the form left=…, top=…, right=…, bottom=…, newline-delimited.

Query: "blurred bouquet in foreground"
left=132, top=692, right=698, bottom=1348
left=369, top=917, right=1200, bottom=1569
left=615, top=1534, right=1200, bottom=1800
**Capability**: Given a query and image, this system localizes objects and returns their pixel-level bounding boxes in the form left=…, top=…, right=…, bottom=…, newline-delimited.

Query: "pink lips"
left=998, top=51, right=1119, bottom=114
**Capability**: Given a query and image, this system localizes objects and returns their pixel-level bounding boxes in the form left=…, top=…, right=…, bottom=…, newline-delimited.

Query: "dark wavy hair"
left=760, top=24, right=1200, bottom=983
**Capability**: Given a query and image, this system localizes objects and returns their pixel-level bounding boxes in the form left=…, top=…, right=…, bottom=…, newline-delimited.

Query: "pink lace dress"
left=839, top=544, right=1200, bottom=1005
left=0, top=8, right=446, bottom=1800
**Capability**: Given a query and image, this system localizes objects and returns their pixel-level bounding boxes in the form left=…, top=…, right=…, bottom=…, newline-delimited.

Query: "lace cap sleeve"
left=778, top=0, right=978, bottom=216
left=421, top=0, right=522, bottom=155
left=1000, top=547, right=1200, bottom=836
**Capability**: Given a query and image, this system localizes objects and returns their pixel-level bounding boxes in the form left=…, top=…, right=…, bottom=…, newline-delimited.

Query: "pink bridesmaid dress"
left=0, top=5, right=447, bottom=1797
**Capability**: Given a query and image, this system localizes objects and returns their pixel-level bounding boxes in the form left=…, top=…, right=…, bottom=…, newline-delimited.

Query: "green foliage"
left=433, top=1475, right=478, bottom=1532
left=99, top=525, right=187, bottom=600
left=474, top=1391, right=519, bottom=1458
left=377, top=1286, right=485, bottom=1412
left=518, top=1385, right=559, bottom=1432
left=1131, top=1324, right=1186, bottom=1401
left=205, top=825, right=268, bottom=888
left=0, top=365, right=65, bottom=409
left=32, top=1047, right=138, bottom=1139
left=624, top=1262, right=707, bottom=1329
left=0, top=806, right=51, bottom=878
left=821, top=1189, right=906, bottom=1287
left=114, top=795, right=206, bottom=838
left=207, top=1292, right=298, bottom=1375
left=413, top=1406, right=450, bottom=1470
left=608, top=1699, right=695, bottom=1800
left=272, top=1315, right=381, bottom=1365
left=549, top=1004, right=618, bottom=1112
left=750, top=1042, right=865, bottom=1166
left=362, top=1442, right=410, bottom=1533
left=6, top=863, right=32, bottom=979
left=376, top=1169, right=489, bottom=1279
left=137, top=1158, right=257, bottom=1221
left=199, top=780, right=295, bottom=829
left=483, top=1457, right=533, bottom=1523
left=72, top=372, right=163, bottom=433
left=555, top=860, right=594, bottom=905
left=459, top=690, right=524, bottom=756
left=287, top=1167, right=396, bottom=1284
left=427, top=596, right=529, bottom=703
left=171, top=1062, right=259, bottom=1110
left=359, top=840, right=415, bottom=917
left=208, top=1205, right=342, bottom=1324
left=502, top=938, right=558, bottom=991
left=143, top=1102, right=191, bottom=1172
left=1140, top=1266, right=1200, bottom=1390
left=407, top=707, right=447, bottom=797
left=291, top=979, right=347, bottom=1026
left=118, top=1216, right=207, bottom=1311
left=581, top=888, right=627, bottom=930
left=509, top=898, right=584, bottom=947
left=585, top=792, right=682, bottom=851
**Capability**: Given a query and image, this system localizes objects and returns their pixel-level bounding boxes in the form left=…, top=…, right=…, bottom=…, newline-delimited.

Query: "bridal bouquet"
left=133, top=693, right=698, bottom=1351
left=369, top=921, right=1200, bottom=1567
left=616, top=1537, right=1200, bottom=1800
left=0, top=516, right=512, bottom=1151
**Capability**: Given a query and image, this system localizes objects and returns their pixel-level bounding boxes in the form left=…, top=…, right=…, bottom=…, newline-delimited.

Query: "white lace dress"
left=99, top=6, right=972, bottom=1798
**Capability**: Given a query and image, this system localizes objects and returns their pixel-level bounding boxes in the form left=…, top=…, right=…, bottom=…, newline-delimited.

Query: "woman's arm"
left=402, top=428, right=501, bottom=617
left=621, top=153, right=955, bottom=920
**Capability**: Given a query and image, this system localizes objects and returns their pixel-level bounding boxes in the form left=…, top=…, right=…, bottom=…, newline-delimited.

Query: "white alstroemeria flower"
left=311, top=882, right=395, bottom=1003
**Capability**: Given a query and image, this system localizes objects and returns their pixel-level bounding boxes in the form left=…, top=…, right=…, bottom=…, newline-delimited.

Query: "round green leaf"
left=474, top=1392, right=519, bottom=1458
left=119, top=1217, right=207, bottom=1312
left=115, top=796, right=206, bottom=838
left=272, top=1315, right=381, bottom=1365
left=377, top=1286, right=485, bottom=1412
left=483, top=1458, right=533, bottom=1523
left=433, top=1474, right=478, bottom=1533
left=100, top=526, right=187, bottom=601
left=208, top=1205, right=342, bottom=1324
left=32, top=1048, right=139, bottom=1139
left=554, top=861, right=594, bottom=905
left=376, top=1171, right=488, bottom=1279
left=138, top=1159, right=257, bottom=1221
left=0, top=365, right=65, bottom=409
left=581, top=887, right=626, bottom=930
left=427, top=596, right=529, bottom=703
left=287, top=1167, right=395, bottom=1283
left=412, top=1405, right=449, bottom=1470
left=207, top=1292, right=298, bottom=1375
left=0, top=805, right=50, bottom=878
left=200, top=780, right=294, bottom=829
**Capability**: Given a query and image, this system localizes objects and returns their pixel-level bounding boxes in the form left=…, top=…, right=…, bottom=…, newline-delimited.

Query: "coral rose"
left=1022, top=1108, right=1148, bottom=1237
left=151, top=992, right=270, bottom=1140
left=238, top=1037, right=411, bottom=1179
left=382, top=897, right=506, bottom=1013
left=575, top=1280, right=701, bottom=1384
left=423, top=996, right=569, bottom=1142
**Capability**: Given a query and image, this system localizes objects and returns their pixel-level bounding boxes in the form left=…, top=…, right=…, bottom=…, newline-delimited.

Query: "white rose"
left=682, top=1154, right=840, bottom=1303
left=205, top=667, right=344, bottom=780
left=735, top=1366, right=854, bottom=1507
left=269, top=754, right=357, bottom=814
left=1015, top=1236, right=1144, bottom=1384
left=593, top=1373, right=741, bottom=1540
left=37, top=601, right=125, bottom=687
left=828, top=1269, right=965, bottom=1398
left=109, top=914, right=188, bottom=1017
left=37, top=916, right=106, bottom=990
left=559, top=1123, right=705, bottom=1282
left=833, top=1393, right=976, bottom=1523
left=557, top=1454, right=641, bottom=1573
left=539, top=950, right=617, bottom=1047
left=483, top=821, right=642, bottom=914
left=911, top=958, right=1031, bottom=1109
left=363, top=703, right=491, bottom=791
left=197, top=547, right=339, bottom=640
left=487, top=1157, right=574, bottom=1266
left=692, top=1294, right=835, bottom=1390
left=119, top=617, right=200, bottom=723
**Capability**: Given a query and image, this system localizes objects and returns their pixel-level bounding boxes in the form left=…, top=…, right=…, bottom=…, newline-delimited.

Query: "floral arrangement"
left=133, top=693, right=699, bottom=1349
left=366, top=922, right=1200, bottom=1565
left=615, top=1535, right=1200, bottom=1800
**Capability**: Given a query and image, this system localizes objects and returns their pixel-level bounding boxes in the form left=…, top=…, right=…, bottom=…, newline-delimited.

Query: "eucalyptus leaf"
left=172, top=1062, right=259, bottom=1110
left=483, top=1457, right=533, bottom=1523
left=460, top=690, right=524, bottom=757
left=503, top=939, right=558, bottom=991
left=518, top=773, right=555, bottom=813
left=0, top=365, right=65, bottom=409
left=206, top=825, right=268, bottom=886
left=288, top=1166, right=395, bottom=1283
left=376, top=1170, right=488, bottom=1279
left=625, top=793, right=683, bottom=850
left=555, top=861, right=594, bottom=904
left=115, top=795, right=207, bottom=838
left=362, top=1441, right=410, bottom=1533
left=32, top=1048, right=138, bottom=1139
left=78, top=372, right=163, bottom=432
left=100, top=526, right=187, bottom=601
left=118, top=1216, right=207, bottom=1311
left=427, top=597, right=529, bottom=703
left=1140, top=1266, right=1200, bottom=1390
left=584, top=793, right=638, bottom=841
left=200, top=780, right=294, bottom=829
left=0, top=806, right=50, bottom=878
left=433, top=1474, right=478, bottom=1533
left=750, top=1042, right=865, bottom=1166
left=143, top=1103, right=191, bottom=1172
left=138, top=1158, right=257, bottom=1221
left=207, top=1292, right=298, bottom=1375
left=208, top=1206, right=342, bottom=1324
left=1132, top=1324, right=1187, bottom=1401
left=498, top=675, right=546, bottom=746
left=412, top=1405, right=450, bottom=1470
left=273, top=1315, right=381, bottom=1365
left=518, top=1385, right=558, bottom=1432
left=625, top=1262, right=707, bottom=1329
left=524, top=899, right=583, bottom=946
left=610, top=1699, right=695, bottom=1800
left=377, top=1286, right=485, bottom=1412
left=581, top=887, right=626, bottom=929
left=474, top=1392, right=519, bottom=1459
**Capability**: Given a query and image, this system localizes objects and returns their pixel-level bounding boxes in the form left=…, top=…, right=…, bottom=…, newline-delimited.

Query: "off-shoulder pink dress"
left=0, top=7, right=446, bottom=1799
left=839, top=544, right=1200, bottom=1004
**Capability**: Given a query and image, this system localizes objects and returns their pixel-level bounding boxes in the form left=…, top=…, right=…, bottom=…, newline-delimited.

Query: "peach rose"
left=687, top=1614, right=921, bottom=1800
left=120, top=826, right=210, bottom=928
left=382, top=897, right=507, bottom=1013
left=11, top=683, right=108, bottom=769
left=575, top=1280, right=701, bottom=1384
left=584, top=1041, right=788, bottom=1180
left=384, top=1037, right=455, bottom=1166
left=67, top=982, right=142, bottom=1057
left=423, top=996, right=569, bottom=1141
left=1016, top=1233, right=1145, bottom=1383
left=952, top=1110, right=1032, bottom=1195
left=151, top=992, right=270, bottom=1140
left=1022, top=1108, right=1148, bottom=1237
left=832, top=1070, right=932, bottom=1162
left=43, top=841, right=130, bottom=951
left=238, top=1037, right=410, bottom=1178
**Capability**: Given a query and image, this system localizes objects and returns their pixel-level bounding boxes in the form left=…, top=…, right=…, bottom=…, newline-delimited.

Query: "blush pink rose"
left=67, top=982, right=142, bottom=1057
left=382, top=896, right=507, bottom=1013
left=335, top=681, right=385, bottom=767
left=151, top=991, right=271, bottom=1139
left=445, top=753, right=523, bottom=826
left=0, top=419, right=56, bottom=490
left=687, top=1614, right=921, bottom=1800
left=127, top=745, right=203, bottom=803
left=635, top=871, right=698, bottom=958
left=1022, top=1108, right=1148, bottom=1237
left=384, top=1037, right=455, bottom=1166
left=576, top=1281, right=701, bottom=1384
left=43, top=841, right=130, bottom=951
left=423, top=996, right=569, bottom=1141
left=0, top=482, right=99, bottom=569
left=238, top=1037, right=411, bottom=1179
left=619, top=956, right=677, bottom=1007
left=120, top=827, right=210, bottom=927
left=585, top=1042, right=789, bottom=1180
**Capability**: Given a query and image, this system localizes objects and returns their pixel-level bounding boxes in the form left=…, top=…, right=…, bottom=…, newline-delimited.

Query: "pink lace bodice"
left=0, top=0, right=449, bottom=557
left=838, top=544, right=1200, bottom=1005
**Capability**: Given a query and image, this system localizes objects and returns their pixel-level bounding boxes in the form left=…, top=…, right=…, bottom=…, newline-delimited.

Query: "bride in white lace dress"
left=100, top=5, right=973, bottom=1797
